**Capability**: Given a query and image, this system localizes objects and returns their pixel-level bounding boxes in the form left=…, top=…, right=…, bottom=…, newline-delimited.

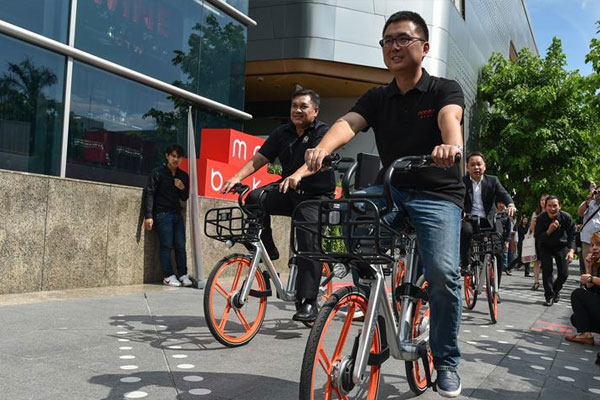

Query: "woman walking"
left=534, top=195, right=576, bottom=306
left=528, top=194, right=549, bottom=290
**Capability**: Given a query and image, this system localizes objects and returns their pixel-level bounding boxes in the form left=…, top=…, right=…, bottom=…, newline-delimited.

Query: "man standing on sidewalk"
left=144, top=144, right=192, bottom=287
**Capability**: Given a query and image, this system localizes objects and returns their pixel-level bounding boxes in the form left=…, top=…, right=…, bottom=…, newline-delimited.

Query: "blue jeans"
left=354, top=186, right=462, bottom=370
left=154, top=211, right=187, bottom=278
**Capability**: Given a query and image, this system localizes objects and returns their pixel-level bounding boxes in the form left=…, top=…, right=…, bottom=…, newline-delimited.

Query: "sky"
left=526, top=0, right=599, bottom=76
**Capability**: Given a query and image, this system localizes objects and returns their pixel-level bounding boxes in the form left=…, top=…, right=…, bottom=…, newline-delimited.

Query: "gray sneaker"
left=437, top=370, right=461, bottom=398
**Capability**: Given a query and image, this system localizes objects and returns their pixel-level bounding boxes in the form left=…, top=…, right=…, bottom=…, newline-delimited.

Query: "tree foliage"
left=473, top=34, right=600, bottom=216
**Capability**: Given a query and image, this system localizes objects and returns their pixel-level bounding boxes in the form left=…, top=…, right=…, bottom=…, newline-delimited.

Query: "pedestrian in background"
left=576, top=181, right=600, bottom=273
left=528, top=193, right=549, bottom=290
left=508, top=215, right=531, bottom=275
left=534, top=195, right=576, bottom=306
left=144, top=144, right=192, bottom=287
left=566, top=230, right=600, bottom=345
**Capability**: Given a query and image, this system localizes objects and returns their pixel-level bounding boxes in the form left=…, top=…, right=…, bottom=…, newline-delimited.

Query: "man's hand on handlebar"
left=431, top=144, right=462, bottom=168
left=305, top=146, right=330, bottom=172
left=221, top=177, right=241, bottom=194
left=280, top=174, right=301, bottom=194
left=506, top=204, right=517, bottom=218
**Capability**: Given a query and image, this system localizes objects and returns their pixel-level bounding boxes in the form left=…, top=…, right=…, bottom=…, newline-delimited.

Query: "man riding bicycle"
left=305, top=11, right=465, bottom=398
left=460, top=151, right=516, bottom=301
left=221, top=89, right=335, bottom=323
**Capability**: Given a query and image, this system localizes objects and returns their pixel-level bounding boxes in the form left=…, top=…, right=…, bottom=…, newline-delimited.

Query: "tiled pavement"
left=1, top=265, right=599, bottom=399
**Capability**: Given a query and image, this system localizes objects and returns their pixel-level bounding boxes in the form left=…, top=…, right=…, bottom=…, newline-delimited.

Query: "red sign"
left=199, top=129, right=266, bottom=167
left=182, top=129, right=281, bottom=201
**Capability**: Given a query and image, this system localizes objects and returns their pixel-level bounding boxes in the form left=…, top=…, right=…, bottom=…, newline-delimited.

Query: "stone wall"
left=0, top=169, right=291, bottom=295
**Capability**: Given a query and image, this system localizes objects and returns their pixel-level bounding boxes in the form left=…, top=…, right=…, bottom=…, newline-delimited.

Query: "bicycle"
left=294, top=155, right=445, bottom=398
left=462, top=214, right=504, bottom=324
left=203, top=162, right=346, bottom=347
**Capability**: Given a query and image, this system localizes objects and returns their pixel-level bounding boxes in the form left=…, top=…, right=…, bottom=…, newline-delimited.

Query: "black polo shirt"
left=258, top=119, right=336, bottom=195
left=350, top=68, right=465, bottom=208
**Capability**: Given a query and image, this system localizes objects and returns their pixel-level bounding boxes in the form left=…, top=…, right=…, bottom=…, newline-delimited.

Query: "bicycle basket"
left=291, top=198, right=402, bottom=265
left=471, top=231, right=503, bottom=256
left=204, top=206, right=260, bottom=243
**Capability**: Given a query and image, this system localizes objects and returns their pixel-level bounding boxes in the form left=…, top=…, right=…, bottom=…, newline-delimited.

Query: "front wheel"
left=203, top=254, right=267, bottom=347
left=405, top=275, right=434, bottom=395
left=485, top=257, right=498, bottom=324
left=299, top=286, right=381, bottom=400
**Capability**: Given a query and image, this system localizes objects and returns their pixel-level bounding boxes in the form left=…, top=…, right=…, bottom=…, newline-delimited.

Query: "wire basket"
left=204, top=206, right=260, bottom=243
left=471, top=231, right=503, bottom=256
left=291, top=198, right=403, bottom=265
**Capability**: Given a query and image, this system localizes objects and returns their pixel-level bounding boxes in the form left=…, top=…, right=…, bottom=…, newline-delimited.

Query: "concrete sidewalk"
left=1, top=266, right=599, bottom=399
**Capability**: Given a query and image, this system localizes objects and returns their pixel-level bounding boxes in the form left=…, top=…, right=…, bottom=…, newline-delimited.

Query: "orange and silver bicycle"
left=462, top=214, right=504, bottom=324
left=203, top=176, right=340, bottom=347
left=294, top=156, right=438, bottom=399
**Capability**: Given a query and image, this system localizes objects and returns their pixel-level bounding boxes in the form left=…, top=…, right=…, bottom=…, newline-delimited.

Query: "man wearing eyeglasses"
left=221, top=89, right=336, bottom=323
left=305, top=11, right=465, bottom=398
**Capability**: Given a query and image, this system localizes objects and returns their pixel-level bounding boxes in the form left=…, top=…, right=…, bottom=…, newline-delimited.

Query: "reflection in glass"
left=67, top=61, right=183, bottom=187
left=0, top=34, right=65, bottom=175
left=223, top=0, right=249, bottom=14
left=0, top=0, right=70, bottom=43
left=75, top=0, right=247, bottom=109
left=66, top=61, right=241, bottom=187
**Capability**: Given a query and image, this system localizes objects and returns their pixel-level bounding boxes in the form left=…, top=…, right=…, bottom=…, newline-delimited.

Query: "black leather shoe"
left=292, top=301, right=318, bottom=322
left=553, top=293, right=560, bottom=303
left=436, top=370, right=461, bottom=398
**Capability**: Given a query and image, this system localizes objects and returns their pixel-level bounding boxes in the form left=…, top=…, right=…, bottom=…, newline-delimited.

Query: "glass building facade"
left=0, top=0, right=249, bottom=186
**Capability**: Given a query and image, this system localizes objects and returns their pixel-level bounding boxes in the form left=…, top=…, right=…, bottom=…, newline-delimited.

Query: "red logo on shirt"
left=417, top=108, right=435, bottom=118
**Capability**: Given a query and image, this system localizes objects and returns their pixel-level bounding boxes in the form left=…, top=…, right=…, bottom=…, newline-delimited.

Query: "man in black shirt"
left=221, top=89, right=335, bottom=322
left=144, top=144, right=191, bottom=287
left=305, top=11, right=464, bottom=398
left=534, top=195, right=576, bottom=306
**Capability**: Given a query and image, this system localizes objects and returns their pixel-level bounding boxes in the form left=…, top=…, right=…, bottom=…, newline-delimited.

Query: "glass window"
left=75, top=0, right=247, bottom=109
left=66, top=61, right=242, bottom=187
left=0, top=34, right=66, bottom=175
left=0, top=0, right=70, bottom=43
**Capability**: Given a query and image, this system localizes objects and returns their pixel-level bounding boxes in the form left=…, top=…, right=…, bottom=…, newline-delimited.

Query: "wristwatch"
left=589, top=275, right=594, bottom=284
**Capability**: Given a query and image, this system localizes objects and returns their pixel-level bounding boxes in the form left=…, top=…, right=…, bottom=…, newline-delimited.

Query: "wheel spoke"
left=231, top=262, right=244, bottom=291
left=318, top=347, right=332, bottom=374
left=214, top=282, right=229, bottom=299
left=333, top=303, right=355, bottom=360
left=218, top=304, right=232, bottom=330
left=234, top=308, right=251, bottom=331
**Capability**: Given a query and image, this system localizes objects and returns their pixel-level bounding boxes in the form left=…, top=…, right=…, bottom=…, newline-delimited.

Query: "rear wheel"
left=405, top=275, right=434, bottom=395
left=302, top=263, right=334, bottom=328
left=299, top=286, right=381, bottom=400
left=203, top=254, right=267, bottom=347
left=485, top=257, right=498, bottom=324
left=463, top=269, right=477, bottom=310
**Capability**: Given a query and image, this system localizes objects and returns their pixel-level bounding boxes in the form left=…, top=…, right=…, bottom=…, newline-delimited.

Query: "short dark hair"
left=165, top=144, right=185, bottom=157
left=466, top=151, right=486, bottom=163
left=545, top=195, right=560, bottom=206
left=292, top=88, right=320, bottom=108
left=382, top=11, right=429, bottom=41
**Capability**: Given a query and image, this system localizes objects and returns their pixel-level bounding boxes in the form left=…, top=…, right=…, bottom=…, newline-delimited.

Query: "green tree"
left=473, top=37, right=600, bottom=216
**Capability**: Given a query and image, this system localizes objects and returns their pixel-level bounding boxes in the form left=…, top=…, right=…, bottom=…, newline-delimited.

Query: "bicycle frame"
left=351, top=235, right=426, bottom=385
left=232, top=233, right=299, bottom=308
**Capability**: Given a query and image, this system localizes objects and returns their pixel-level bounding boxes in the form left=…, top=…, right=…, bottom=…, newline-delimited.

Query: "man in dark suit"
left=461, top=152, right=516, bottom=280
